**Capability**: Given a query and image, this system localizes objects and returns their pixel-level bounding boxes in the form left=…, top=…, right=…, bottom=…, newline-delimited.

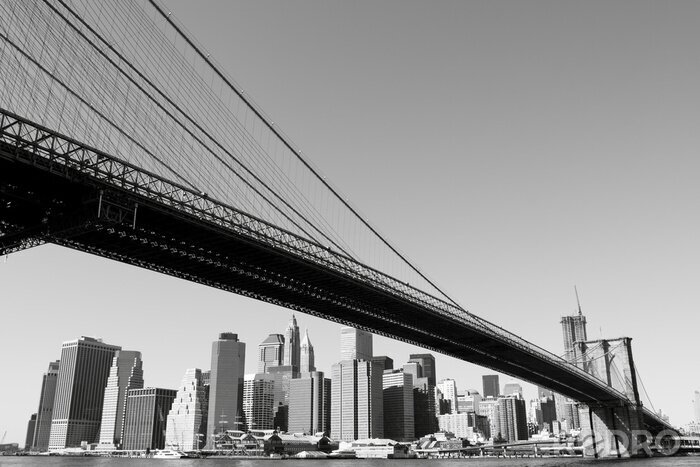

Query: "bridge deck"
left=0, top=109, right=668, bottom=431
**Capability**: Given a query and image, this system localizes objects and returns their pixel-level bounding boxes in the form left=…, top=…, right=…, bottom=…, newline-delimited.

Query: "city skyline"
left=16, top=326, right=544, bottom=450
left=3, top=0, right=700, bottom=444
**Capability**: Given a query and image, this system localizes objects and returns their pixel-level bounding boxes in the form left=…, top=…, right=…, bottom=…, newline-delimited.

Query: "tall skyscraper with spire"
left=97, top=350, right=144, bottom=450
left=283, top=315, right=301, bottom=370
left=300, top=329, right=315, bottom=373
left=561, top=287, right=588, bottom=364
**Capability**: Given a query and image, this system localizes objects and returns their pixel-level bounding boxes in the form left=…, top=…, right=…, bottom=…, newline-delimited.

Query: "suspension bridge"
left=0, top=0, right=674, bottom=457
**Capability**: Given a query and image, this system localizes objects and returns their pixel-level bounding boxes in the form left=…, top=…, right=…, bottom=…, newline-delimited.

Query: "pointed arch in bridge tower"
left=575, top=337, right=649, bottom=458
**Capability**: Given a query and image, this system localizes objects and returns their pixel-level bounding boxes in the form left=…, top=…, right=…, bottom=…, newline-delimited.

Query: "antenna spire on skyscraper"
left=574, top=285, right=582, bottom=316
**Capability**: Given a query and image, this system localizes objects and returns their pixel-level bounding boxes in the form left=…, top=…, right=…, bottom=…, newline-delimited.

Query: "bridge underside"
left=0, top=116, right=667, bottom=433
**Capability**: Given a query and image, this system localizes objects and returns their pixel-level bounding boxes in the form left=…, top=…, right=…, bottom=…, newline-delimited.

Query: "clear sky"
left=2, top=0, right=700, bottom=444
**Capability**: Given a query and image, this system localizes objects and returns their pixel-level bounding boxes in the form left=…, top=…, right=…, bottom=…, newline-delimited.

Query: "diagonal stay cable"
left=50, top=0, right=354, bottom=258
left=0, top=29, right=196, bottom=191
left=147, top=0, right=466, bottom=310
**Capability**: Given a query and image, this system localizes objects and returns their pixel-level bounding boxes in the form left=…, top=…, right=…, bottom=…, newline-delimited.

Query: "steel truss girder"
left=0, top=108, right=672, bottom=431
left=0, top=108, right=618, bottom=397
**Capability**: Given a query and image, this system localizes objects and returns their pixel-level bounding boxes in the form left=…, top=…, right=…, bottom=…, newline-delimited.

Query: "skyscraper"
left=561, top=293, right=588, bottom=364
left=408, top=354, right=435, bottom=386
left=559, top=296, right=588, bottom=428
left=437, top=379, right=458, bottom=414
left=331, top=359, right=383, bottom=441
left=31, top=360, right=60, bottom=451
left=482, top=375, right=500, bottom=398
left=457, top=390, right=482, bottom=415
left=49, top=336, right=121, bottom=450
left=540, top=396, right=557, bottom=431
left=479, top=397, right=499, bottom=441
left=122, top=388, right=176, bottom=450
left=371, top=356, right=394, bottom=372
left=289, top=371, right=331, bottom=435
left=496, top=394, right=528, bottom=442
left=402, top=357, right=437, bottom=436
left=383, top=370, right=414, bottom=441
left=97, top=350, right=144, bottom=450
left=340, top=326, right=372, bottom=361
left=300, top=330, right=315, bottom=374
left=243, top=374, right=275, bottom=430
left=25, top=414, right=37, bottom=451
left=266, top=364, right=296, bottom=432
left=206, top=333, right=246, bottom=448
left=257, top=334, right=284, bottom=373
left=166, top=368, right=207, bottom=450
left=283, top=315, right=301, bottom=370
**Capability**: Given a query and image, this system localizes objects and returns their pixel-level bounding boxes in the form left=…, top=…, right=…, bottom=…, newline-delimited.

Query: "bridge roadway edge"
left=0, top=110, right=673, bottom=442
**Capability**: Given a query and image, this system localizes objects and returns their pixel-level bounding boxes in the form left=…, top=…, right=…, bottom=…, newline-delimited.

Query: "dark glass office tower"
left=122, top=388, right=177, bottom=450
left=482, top=374, right=500, bottom=398
left=32, top=360, right=60, bottom=451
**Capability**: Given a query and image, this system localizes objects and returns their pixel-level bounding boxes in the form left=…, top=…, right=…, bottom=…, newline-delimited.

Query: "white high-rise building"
left=438, top=413, right=476, bottom=439
left=479, top=398, right=499, bottom=441
left=457, top=390, right=482, bottom=414
left=97, top=351, right=143, bottom=450
left=243, top=374, right=275, bottom=430
left=331, top=359, right=383, bottom=441
left=300, top=330, right=315, bottom=374
left=340, top=326, right=372, bottom=361
left=49, top=337, right=121, bottom=450
left=165, top=369, right=207, bottom=450
left=437, top=379, right=458, bottom=414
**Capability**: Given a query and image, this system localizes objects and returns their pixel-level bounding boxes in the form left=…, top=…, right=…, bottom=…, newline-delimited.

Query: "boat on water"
left=151, top=449, right=188, bottom=459
left=327, top=449, right=356, bottom=459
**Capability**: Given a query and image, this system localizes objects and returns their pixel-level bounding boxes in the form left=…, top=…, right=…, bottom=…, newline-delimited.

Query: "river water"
left=1, top=457, right=698, bottom=466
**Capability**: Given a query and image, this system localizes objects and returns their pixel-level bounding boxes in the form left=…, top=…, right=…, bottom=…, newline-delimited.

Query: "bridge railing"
left=0, top=107, right=630, bottom=404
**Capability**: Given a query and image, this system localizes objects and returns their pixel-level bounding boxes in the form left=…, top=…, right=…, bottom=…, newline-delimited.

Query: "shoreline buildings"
left=288, top=371, right=331, bottom=435
left=242, top=374, right=275, bottom=430
left=48, top=337, right=121, bottom=450
left=30, top=360, right=60, bottom=451
left=122, top=388, right=176, bottom=450
left=331, top=327, right=383, bottom=441
left=206, top=333, right=246, bottom=448
left=23, top=321, right=556, bottom=451
left=165, top=368, right=208, bottom=450
left=382, top=369, right=414, bottom=441
left=97, top=351, right=144, bottom=450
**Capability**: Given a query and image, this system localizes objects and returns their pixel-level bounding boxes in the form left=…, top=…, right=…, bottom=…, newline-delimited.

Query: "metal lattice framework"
left=0, top=108, right=672, bottom=431
left=0, top=0, right=672, bottom=433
